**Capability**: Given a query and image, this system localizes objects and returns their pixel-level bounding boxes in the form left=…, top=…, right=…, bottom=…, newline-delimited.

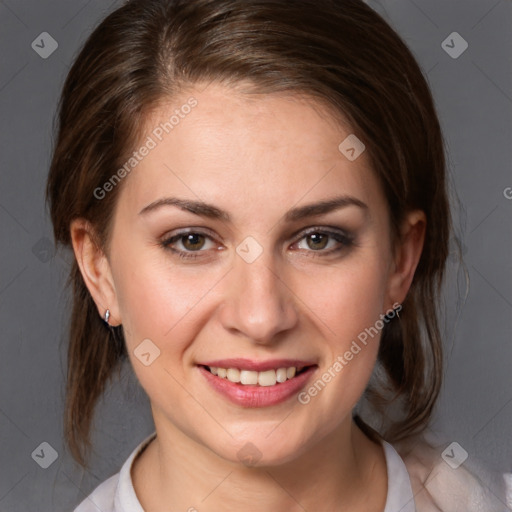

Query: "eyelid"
left=292, top=225, right=353, bottom=239
left=161, top=224, right=353, bottom=242
left=160, top=226, right=221, bottom=242
left=160, top=225, right=355, bottom=258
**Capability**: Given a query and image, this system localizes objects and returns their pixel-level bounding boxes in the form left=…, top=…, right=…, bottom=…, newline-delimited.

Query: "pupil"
left=184, top=234, right=203, bottom=250
left=309, top=233, right=327, bottom=250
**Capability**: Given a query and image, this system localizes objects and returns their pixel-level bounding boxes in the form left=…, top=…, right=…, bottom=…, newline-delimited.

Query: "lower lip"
left=198, top=365, right=317, bottom=407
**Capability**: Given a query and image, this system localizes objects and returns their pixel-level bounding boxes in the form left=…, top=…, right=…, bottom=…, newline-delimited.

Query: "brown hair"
left=46, top=0, right=450, bottom=467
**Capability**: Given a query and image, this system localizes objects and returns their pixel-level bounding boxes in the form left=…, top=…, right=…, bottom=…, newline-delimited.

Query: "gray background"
left=0, top=0, right=511, bottom=510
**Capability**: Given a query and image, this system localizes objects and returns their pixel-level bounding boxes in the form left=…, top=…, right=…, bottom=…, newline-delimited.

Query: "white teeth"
left=276, top=368, right=288, bottom=383
left=208, top=366, right=303, bottom=385
left=286, top=367, right=296, bottom=379
left=226, top=368, right=241, bottom=383
left=258, top=370, right=277, bottom=387
left=240, top=370, right=259, bottom=385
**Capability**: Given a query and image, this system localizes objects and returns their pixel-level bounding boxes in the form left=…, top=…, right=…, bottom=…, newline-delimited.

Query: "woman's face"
left=99, top=83, right=418, bottom=466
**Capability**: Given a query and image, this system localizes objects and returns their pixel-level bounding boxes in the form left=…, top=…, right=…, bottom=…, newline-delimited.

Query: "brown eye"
left=181, top=233, right=206, bottom=251
left=294, top=228, right=355, bottom=257
left=305, top=232, right=329, bottom=250
left=160, top=229, right=219, bottom=261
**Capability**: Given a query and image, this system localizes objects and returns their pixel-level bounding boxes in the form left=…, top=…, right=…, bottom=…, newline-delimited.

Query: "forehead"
left=115, top=83, right=386, bottom=223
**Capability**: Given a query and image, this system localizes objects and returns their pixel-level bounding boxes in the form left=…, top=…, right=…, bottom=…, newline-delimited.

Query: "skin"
left=71, top=82, right=426, bottom=511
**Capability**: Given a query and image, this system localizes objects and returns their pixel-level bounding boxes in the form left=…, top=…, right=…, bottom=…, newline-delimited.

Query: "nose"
left=218, top=247, right=299, bottom=345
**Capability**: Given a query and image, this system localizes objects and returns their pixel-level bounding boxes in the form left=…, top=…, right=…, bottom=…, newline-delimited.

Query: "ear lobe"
left=386, top=210, right=426, bottom=308
left=70, top=219, right=121, bottom=326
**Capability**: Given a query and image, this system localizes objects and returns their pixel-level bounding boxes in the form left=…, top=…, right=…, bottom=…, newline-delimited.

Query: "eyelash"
left=160, top=227, right=355, bottom=261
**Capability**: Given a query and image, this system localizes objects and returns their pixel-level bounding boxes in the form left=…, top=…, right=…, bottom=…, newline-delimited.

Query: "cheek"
left=113, top=251, right=198, bottom=340
left=111, top=255, right=212, bottom=410
left=112, top=248, right=226, bottom=378
left=299, top=254, right=390, bottom=347
left=293, top=253, right=390, bottom=412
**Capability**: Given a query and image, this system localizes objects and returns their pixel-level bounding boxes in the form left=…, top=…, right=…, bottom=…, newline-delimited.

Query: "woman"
left=46, top=0, right=510, bottom=510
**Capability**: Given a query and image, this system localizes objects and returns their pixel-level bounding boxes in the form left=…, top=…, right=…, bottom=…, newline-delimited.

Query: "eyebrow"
left=138, top=195, right=368, bottom=223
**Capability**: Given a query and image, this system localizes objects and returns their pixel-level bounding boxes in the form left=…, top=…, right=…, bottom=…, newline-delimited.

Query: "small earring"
left=395, top=304, right=401, bottom=319
left=104, top=309, right=110, bottom=325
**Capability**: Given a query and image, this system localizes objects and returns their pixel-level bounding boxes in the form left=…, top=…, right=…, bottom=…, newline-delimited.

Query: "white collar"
left=382, top=440, right=417, bottom=512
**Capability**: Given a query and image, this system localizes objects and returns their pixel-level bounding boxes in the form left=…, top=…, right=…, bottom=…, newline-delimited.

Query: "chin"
left=209, top=430, right=314, bottom=469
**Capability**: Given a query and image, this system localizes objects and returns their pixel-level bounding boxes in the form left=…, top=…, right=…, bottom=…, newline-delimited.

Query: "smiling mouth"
left=201, top=365, right=312, bottom=386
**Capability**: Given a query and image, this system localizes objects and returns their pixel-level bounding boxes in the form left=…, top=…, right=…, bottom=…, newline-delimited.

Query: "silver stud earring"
left=104, top=309, right=110, bottom=324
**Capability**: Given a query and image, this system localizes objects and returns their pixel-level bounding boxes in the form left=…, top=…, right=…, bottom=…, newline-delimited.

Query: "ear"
left=70, top=219, right=122, bottom=326
left=385, top=210, right=426, bottom=309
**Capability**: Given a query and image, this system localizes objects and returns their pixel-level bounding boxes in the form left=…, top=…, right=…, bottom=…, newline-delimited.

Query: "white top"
left=74, top=432, right=417, bottom=512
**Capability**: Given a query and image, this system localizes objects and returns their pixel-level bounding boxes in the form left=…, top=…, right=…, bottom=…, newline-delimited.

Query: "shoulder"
left=73, top=431, right=157, bottom=512
left=392, top=434, right=512, bottom=512
left=73, top=473, right=119, bottom=512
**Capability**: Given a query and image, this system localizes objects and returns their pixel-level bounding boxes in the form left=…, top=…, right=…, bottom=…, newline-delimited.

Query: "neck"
left=132, top=416, right=387, bottom=512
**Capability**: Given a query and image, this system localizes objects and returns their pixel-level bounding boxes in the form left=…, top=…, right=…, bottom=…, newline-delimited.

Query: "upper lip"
left=198, top=358, right=317, bottom=372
